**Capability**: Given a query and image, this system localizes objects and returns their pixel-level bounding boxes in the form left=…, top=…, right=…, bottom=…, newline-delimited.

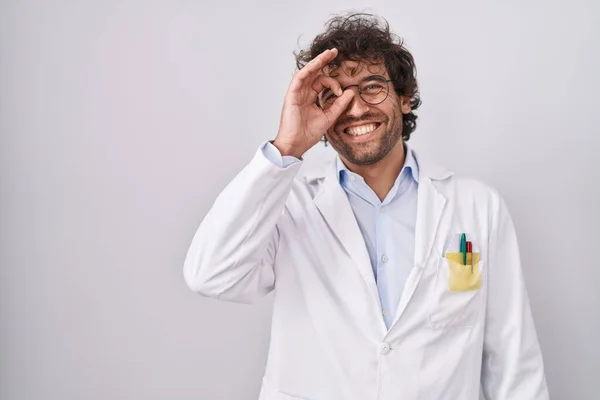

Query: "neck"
left=342, top=141, right=407, bottom=202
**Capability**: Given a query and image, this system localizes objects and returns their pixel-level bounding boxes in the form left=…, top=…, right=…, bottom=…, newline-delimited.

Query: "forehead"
left=324, top=60, right=389, bottom=84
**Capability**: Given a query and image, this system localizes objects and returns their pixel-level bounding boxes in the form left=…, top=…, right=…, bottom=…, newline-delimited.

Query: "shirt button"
left=381, top=254, right=388, bottom=263
left=349, top=175, right=356, bottom=181
left=380, top=342, right=391, bottom=355
left=382, top=309, right=388, bottom=316
left=378, top=207, right=383, bottom=213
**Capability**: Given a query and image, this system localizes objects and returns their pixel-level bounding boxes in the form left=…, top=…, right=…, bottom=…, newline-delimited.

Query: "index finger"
left=289, top=48, right=338, bottom=92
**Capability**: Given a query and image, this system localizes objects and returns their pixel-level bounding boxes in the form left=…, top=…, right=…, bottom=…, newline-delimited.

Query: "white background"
left=1, top=0, right=598, bottom=399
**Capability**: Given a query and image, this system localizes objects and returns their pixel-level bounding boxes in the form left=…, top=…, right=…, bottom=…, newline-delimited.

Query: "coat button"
left=380, top=342, right=391, bottom=355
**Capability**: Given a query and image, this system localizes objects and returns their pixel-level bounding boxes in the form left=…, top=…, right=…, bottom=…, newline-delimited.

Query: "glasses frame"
left=317, top=75, right=393, bottom=110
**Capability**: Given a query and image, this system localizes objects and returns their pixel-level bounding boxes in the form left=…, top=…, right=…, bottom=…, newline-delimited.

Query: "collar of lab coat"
left=410, top=147, right=454, bottom=182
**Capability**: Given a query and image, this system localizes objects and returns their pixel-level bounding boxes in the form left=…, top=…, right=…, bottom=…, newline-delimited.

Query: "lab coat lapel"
left=313, top=161, right=380, bottom=303
left=391, top=151, right=452, bottom=327
left=413, top=167, right=449, bottom=268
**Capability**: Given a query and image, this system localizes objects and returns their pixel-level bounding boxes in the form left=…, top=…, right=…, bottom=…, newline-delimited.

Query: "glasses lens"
left=359, top=76, right=389, bottom=104
left=317, top=76, right=390, bottom=110
left=318, top=89, right=337, bottom=110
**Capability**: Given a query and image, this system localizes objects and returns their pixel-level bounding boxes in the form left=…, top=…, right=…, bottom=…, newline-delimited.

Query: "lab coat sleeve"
left=481, top=194, right=549, bottom=399
left=183, top=142, right=303, bottom=303
left=261, top=140, right=302, bottom=168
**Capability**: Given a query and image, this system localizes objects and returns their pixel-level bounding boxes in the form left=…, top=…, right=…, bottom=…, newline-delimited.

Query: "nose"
left=344, top=88, right=370, bottom=118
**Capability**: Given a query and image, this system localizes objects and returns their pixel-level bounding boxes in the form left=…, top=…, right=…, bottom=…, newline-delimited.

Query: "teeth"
left=345, top=123, right=378, bottom=136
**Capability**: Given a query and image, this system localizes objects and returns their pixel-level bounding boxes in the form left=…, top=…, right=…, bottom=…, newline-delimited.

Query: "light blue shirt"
left=262, top=142, right=419, bottom=329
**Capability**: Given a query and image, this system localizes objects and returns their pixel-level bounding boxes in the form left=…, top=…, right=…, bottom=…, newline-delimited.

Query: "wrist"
left=272, top=139, right=305, bottom=159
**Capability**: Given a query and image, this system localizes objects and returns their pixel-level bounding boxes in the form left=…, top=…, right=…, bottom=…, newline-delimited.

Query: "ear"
left=399, top=96, right=412, bottom=114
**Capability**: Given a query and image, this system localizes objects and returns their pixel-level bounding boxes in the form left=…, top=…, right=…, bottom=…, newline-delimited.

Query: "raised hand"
left=273, top=48, right=353, bottom=158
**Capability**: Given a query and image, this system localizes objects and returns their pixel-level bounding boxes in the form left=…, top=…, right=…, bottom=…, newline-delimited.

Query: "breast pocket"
left=428, top=254, right=485, bottom=329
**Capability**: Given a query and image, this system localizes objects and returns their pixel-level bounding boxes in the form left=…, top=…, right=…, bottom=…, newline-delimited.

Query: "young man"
left=184, top=13, right=549, bottom=400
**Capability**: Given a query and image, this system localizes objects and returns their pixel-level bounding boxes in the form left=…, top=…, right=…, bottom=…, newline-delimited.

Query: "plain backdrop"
left=1, top=0, right=599, bottom=399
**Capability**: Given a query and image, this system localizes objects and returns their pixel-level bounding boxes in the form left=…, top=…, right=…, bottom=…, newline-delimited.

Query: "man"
left=184, top=13, right=549, bottom=400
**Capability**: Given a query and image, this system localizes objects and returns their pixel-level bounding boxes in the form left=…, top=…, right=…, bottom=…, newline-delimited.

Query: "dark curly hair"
left=295, top=12, right=421, bottom=142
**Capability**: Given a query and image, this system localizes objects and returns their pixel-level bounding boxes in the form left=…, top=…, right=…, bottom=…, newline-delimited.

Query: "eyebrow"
left=338, top=75, right=388, bottom=89
left=320, top=75, right=389, bottom=96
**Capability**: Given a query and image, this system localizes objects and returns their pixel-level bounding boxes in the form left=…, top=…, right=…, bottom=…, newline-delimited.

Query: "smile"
left=344, top=123, right=381, bottom=136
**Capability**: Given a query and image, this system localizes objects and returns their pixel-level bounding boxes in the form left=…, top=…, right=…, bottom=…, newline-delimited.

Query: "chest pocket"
left=428, top=254, right=485, bottom=329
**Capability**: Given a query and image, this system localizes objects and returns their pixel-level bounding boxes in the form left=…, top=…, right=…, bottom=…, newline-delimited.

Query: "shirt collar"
left=335, top=142, right=420, bottom=185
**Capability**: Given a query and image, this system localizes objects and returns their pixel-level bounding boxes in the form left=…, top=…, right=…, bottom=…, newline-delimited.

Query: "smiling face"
left=323, top=60, right=412, bottom=166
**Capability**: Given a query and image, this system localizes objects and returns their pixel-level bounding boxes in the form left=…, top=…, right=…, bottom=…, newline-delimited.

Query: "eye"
left=363, top=83, right=384, bottom=92
left=322, top=89, right=337, bottom=101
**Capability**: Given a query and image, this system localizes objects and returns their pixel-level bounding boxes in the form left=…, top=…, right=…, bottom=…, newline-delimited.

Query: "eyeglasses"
left=317, top=75, right=393, bottom=110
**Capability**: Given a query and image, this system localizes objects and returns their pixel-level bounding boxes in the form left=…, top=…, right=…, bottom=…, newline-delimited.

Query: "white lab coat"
left=183, top=144, right=549, bottom=400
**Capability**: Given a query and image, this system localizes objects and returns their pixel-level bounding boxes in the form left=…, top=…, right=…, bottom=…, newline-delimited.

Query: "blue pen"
left=460, top=233, right=467, bottom=265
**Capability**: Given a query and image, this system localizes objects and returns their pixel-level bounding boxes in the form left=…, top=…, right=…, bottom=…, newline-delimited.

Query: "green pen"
left=460, top=233, right=467, bottom=265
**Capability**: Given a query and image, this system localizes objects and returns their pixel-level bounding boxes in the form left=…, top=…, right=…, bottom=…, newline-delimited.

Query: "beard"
left=326, top=109, right=403, bottom=166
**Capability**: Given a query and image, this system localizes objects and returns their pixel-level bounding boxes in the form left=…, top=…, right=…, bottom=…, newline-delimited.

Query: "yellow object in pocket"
left=444, top=252, right=482, bottom=291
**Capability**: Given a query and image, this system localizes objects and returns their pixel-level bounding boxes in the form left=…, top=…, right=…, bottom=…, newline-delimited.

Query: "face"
left=323, top=60, right=412, bottom=166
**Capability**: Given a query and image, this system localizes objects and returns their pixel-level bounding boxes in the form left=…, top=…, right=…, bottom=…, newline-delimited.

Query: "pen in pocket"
left=460, top=233, right=467, bottom=265
left=467, top=242, right=473, bottom=272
